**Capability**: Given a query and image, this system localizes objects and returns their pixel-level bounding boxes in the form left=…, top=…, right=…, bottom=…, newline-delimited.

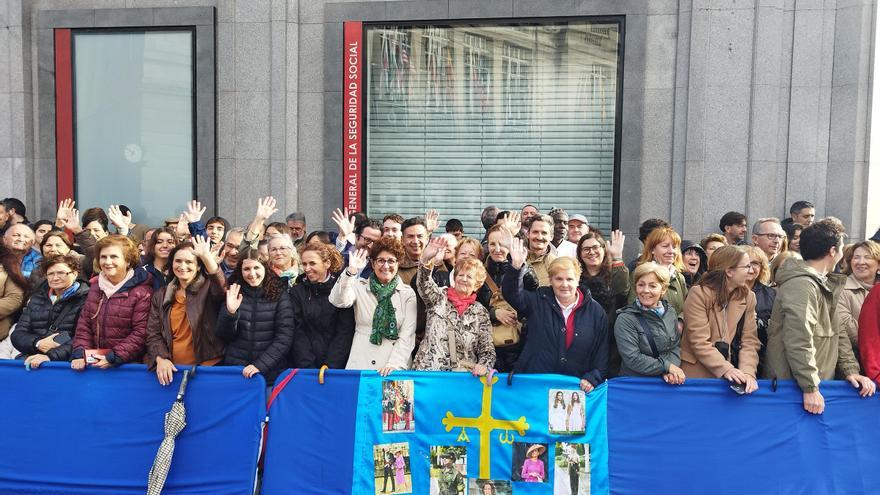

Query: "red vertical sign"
left=343, top=22, right=363, bottom=212
left=54, top=29, right=74, bottom=203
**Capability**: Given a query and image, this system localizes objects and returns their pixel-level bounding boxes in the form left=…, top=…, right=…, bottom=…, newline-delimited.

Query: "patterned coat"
left=413, top=265, right=495, bottom=371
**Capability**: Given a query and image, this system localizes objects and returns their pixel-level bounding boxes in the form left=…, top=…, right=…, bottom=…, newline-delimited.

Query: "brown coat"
left=836, top=274, right=872, bottom=351
left=681, top=284, right=761, bottom=379
left=145, top=270, right=226, bottom=368
left=0, top=265, right=25, bottom=340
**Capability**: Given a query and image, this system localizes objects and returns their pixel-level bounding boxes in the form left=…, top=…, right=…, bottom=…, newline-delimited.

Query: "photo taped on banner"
left=554, top=442, right=590, bottom=495
left=429, top=445, right=467, bottom=495
left=382, top=380, right=415, bottom=433
left=548, top=389, right=586, bottom=435
left=468, top=479, right=512, bottom=495
left=373, top=442, right=411, bottom=495
left=511, top=442, right=548, bottom=483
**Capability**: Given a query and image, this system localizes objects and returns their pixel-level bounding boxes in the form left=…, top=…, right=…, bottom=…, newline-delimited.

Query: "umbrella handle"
left=176, top=365, right=197, bottom=400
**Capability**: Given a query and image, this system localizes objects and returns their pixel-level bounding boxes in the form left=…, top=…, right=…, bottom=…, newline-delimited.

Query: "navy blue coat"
left=502, top=264, right=609, bottom=385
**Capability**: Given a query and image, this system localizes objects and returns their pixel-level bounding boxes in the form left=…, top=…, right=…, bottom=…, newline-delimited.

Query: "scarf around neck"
left=446, top=287, right=477, bottom=315
left=98, top=269, right=135, bottom=299
left=369, top=274, right=399, bottom=345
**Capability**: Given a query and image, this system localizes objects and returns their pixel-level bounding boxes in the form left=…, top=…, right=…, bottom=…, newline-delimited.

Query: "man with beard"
left=219, top=229, right=244, bottom=278
left=526, top=215, right=557, bottom=287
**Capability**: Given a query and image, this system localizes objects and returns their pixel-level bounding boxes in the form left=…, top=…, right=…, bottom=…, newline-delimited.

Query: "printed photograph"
left=510, top=442, right=549, bottom=483
left=429, top=445, right=467, bottom=495
left=382, top=380, right=415, bottom=433
left=553, top=442, right=591, bottom=495
left=548, top=389, right=586, bottom=435
left=467, top=479, right=512, bottom=495
left=373, top=442, right=412, bottom=495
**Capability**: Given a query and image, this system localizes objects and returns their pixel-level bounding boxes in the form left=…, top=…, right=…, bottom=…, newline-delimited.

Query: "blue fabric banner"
left=0, top=361, right=265, bottom=494
left=607, top=377, right=880, bottom=495
left=262, top=369, right=609, bottom=495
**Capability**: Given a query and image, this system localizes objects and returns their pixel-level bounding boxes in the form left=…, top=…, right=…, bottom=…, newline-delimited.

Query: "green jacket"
left=614, top=300, right=681, bottom=377
left=763, top=257, right=860, bottom=392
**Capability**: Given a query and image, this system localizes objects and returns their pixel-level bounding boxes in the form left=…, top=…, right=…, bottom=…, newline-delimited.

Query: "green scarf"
left=369, top=274, right=399, bottom=345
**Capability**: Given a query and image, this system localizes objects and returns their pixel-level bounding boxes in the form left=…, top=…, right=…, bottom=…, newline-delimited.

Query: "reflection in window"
left=73, top=30, right=193, bottom=226
left=365, top=21, right=621, bottom=236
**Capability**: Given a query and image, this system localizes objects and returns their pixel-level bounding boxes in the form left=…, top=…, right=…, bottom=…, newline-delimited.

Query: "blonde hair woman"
left=502, top=237, right=609, bottom=393
left=681, top=246, right=761, bottom=393
left=628, top=227, right=688, bottom=314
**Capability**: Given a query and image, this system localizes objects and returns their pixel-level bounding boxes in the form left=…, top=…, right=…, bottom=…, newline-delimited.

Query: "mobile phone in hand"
left=730, top=383, right=747, bottom=395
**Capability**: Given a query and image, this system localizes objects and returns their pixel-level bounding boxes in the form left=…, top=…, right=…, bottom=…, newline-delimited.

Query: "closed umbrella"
left=146, top=366, right=197, bottom=495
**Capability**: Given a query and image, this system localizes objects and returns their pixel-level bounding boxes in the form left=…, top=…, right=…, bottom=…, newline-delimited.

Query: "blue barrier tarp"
left=262, top=369, right=609, bottom=495
left=607, top=377, right=880, bottom=495
left=0, top=361, right=265, bottom=495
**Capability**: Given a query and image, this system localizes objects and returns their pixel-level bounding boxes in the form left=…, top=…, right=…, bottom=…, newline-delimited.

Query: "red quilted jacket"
left=71, top=268, right=153, bottom=364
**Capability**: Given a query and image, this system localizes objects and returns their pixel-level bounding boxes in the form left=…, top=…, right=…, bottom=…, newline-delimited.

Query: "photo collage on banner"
left=369, top=375, right=600, bottom=494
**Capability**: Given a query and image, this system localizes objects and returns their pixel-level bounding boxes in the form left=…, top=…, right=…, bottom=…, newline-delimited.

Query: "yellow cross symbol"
left=441, top=375, right=529, bottom=479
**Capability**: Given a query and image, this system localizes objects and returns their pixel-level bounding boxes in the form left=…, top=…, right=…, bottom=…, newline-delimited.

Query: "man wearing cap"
left=436, top=451, right=464, bottom=495
left=567, top=214, right=590, bottom=244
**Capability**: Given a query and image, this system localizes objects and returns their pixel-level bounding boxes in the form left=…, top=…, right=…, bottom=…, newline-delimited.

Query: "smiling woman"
left=145, top=236, right=226, bottom=386
left=71, top=235, right=153, bottom=370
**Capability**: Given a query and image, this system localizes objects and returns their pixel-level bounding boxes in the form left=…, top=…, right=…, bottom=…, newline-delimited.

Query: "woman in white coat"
left=329, top=236, right=417, bottom=375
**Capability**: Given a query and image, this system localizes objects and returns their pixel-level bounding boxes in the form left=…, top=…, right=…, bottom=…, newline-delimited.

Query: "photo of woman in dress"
left=566, top=392, right=586, bottom=434
left=511, top=442, right=548, bottom=483
left=549, top=391, right=567, bottom=433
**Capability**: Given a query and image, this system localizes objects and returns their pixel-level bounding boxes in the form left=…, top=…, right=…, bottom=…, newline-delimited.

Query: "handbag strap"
left=635, top=314, right=661, bottom=359
left=48, top=297, right=77, bottom=332
left=484, top=275, right=500, bottom=295
left=446, top=326, right=460, bottom=369
left=732, top=310, right=746, bottom=347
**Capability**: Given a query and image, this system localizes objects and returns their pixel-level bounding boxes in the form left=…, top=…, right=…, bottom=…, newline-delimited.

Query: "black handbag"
left=714, top=312, right=746, bottom=368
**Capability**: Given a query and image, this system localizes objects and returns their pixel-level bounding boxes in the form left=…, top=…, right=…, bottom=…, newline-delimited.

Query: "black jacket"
left=215, top=283, right=294, bottom=385
left=289, top=273, right=355, bottom=369
left=502, top=264, right=609, bottom=385
left=11, top=280, right=90, bottom=361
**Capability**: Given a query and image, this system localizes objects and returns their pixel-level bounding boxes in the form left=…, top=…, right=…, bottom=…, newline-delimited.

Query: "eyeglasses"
left=754, top=233, right=786, bottom=241
left=580, top=245, right=603, bottom=253
left=734, top=264, right=755, bottom=271
left=46, top=270, right=74, bottom=278
left=374, top=258, right=398, bottom=266
left=269, top=246, right=292, bottom=253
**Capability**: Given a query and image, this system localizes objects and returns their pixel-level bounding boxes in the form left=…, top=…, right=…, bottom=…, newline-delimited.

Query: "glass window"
left=365, top=21, right=621, bottom=236
left=73, top=30, right=193, bottom=226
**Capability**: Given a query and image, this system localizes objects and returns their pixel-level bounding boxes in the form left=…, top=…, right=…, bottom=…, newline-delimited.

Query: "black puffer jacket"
left=11, top=280, right=90, bottom=361
left=289, top=273, right=355, bottom=369
left=215, top=283, right=294, bottom=385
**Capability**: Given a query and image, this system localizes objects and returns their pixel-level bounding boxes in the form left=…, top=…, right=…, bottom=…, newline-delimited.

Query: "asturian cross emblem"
left=441, top=375, right=529, bottom=479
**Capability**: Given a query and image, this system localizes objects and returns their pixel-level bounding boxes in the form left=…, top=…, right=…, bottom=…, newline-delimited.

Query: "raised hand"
left=508, top=234, right=528, bottom=269
left=183, top=200, right=206, bottom=223
left=425, top=209, right=440, bottom=232
left=501, top=211, right=521, bottom=235
left=226, top=283, right=243, bottom=314
left=107, top=205, right=131, bottom=235
left=191, top=235, right=212, bottom=260
left=63, top=208, right=82, bottom=234
left=255, top=196, right=278, bottom=222
left=55, top=199, right=75, bottom=228
left=348, top=248, right=369, bottom=274
left=607, top=229, right=625, bottom=260
left=332, top=208, right=356, bottom=239
left=420, top=236, right=447, bottom=263
left=175, top=214, right=190, bottom=239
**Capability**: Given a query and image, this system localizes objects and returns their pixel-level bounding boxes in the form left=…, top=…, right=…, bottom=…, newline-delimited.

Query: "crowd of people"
left=0, top=195, right=878, bottom=415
